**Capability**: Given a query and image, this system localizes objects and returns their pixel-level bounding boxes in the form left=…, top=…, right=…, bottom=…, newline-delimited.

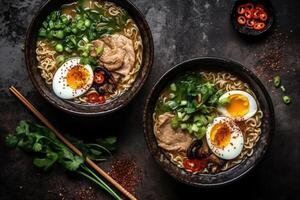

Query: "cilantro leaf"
left=33, top=151, right=58, bottom=171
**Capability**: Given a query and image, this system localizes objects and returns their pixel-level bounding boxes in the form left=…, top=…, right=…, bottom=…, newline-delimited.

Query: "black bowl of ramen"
left=231, top=0, right=274, bottom=37
left=143, top=57, right=274, bottom=187
left=25, top=0, right=153, bottom=116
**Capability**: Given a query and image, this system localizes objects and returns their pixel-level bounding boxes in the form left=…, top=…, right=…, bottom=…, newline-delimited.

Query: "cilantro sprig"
left=5, top=121, right=122, bottom=200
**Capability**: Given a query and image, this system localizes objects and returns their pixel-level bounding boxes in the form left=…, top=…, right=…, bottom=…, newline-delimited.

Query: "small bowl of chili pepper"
left=231, top=0, right=274, bottom=36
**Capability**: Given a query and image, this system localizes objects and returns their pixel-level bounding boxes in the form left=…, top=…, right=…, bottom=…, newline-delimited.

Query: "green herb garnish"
left=158, top=73, right=223, bottom=139
left=282, top=95, right=291, bottom=104
left=273, top=75, right=281, bottom=87
left=5, top=121, right=122, bottom=200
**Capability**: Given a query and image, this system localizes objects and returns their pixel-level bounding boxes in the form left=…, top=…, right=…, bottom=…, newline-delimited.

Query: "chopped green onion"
left=170, top=83, right=176, bottom=92
left=54, top=21, right=62, bottom=29
left=71, top=27, right=78, bottom=34
left=38, top=28, right=47, bottom=37
left=64, top=27, right=71, bottom=33
left=53, top=30, right=64, bottom=39
left=191, top=124, right=199, bottom=132
left=282, top=96, right=291, bottom=104
left=196, top=127, right=206, bottom=139
left=207, top=116, right=214, bottom=123
left=171, top=118, right=179, bottom=129
left=42, top=21, right=48, bottom=28
left=82, top=52, right=88, bottom=57
left=84, top=19, right=91, bottom=27
left=166, top=101, right=177, bottom=110
left=56, top=55, right=65, bottom=65
left=48, top=20, right=54, bottom=29
left=193, top=115, right=207, bottom=125
left=180, top=100, right=187, bottom=106
left=177, top=112, right=185, bottom=119
left=77, top=20, right=86, bottom=31
left=61, top=15, right=69, bottom=24
left=55, top=43, right=63, bottom=52
left=64, top=46, right=72, bottom=53
left=82, top=36, right=89, bottom=43
left=180, top=123, right=187, bottom=130
left=75, top=15, right=82, bottom=21
left=280, top=85, right=286, bottom=92
left=80, top=57, right=89, bottom=65
left=273, top=75, right=281, bottom=87
left=182, top=114, right=190, bottom=122
left=169, top=93, right=175, bottom=99
left=218, top=97, right=230, bottom=106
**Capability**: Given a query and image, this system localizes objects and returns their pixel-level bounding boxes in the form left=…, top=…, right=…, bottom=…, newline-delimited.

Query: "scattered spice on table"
left=254, top=29, right=293, bottom=104
left=74, top=186, right=97, bottom=200
left=108, top=159, right=142, bottom=194
left=254, top=30, right=289, bottom=81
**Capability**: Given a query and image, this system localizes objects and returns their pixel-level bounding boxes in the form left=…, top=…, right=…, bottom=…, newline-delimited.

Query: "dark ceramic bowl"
left=25, top=0, right=153, bottom=116
left=144, top=57, right=274, bottom=187
left=231, top=0, right=274, bottom=36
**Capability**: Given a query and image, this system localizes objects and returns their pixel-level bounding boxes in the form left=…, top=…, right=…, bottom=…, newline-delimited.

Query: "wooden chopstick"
left=9, top=86, right=137, bottom=200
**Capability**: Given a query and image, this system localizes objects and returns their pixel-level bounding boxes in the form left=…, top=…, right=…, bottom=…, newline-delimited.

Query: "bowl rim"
left=25, top=0, right=154, bottom=116
left=143, top=56, right=275, bottom=187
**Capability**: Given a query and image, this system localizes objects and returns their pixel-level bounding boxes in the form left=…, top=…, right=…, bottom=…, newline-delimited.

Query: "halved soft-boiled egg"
left=52, top=58, right=94, bottom=99
left=206, top=117, right=244, bottom=160
left=218, top=90, right=257, bottom=121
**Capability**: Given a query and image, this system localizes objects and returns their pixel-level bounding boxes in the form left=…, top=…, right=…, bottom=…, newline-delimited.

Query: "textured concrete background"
left=0, top=0, right=300, bottom=199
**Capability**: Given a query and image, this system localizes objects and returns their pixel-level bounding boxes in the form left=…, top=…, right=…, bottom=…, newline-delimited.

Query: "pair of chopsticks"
left=9, top=86, right=137, bottom=200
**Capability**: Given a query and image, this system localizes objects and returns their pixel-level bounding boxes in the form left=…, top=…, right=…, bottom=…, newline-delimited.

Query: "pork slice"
left=155, top=113, right=194, bottom=153
left=91, top=34, right=136, bottom=82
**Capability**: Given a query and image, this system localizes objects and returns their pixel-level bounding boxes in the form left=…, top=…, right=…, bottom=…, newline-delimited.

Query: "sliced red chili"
left=252, top=9, right=261, bottom=19
left=253, top=22, right=266, bottom=30
left=244, top=9, right=252, bottom=19
left=97, top=95, right=106, bottom=104
left=183, top=159, right=207, bottom=172
left=237, top=16, right=246, bottom=25
left=94, top=71, right=105, bottom=84
left=86, top=93, right=106, bottom=104
left=246, top=19, right=255, bottom=27
left=237, top=5, right=246, bottom=15
left=259, top=11, right=268, bottom=21
left=87, top=93, right=99, bottom=103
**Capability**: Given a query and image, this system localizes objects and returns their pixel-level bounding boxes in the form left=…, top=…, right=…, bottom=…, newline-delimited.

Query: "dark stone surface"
left=0, top=0, right=299, bottom=199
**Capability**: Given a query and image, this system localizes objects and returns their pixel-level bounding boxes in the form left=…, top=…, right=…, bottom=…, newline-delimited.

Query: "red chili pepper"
left=94, top=71, right=105, bottom=84
left=97, top=95, right=106, bottom=104
left=237, top=16, right=246, bottom=25
left=259, top=11, right=268, bottom=21
left=183, top=159, right=207, bottom=172
left=87, top=93, right=99, bottom=103
left=244, top=9, right=252, bottom=19
left=253, top=22, right=266, bottom=30
left=252, top=9, right=261, bottom=19
left=237, top=5, right=246, bottom=15
left=246, top=19, right=255, bottom=27
left=87, top=93, right=106, bottom=104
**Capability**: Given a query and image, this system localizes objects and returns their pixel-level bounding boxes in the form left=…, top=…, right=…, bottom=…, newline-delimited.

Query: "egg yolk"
left=225, top=94, right=249, bottom=117
left=210, top=123, right=231, bottom=149
left=66, top=65, right=90, bottom=90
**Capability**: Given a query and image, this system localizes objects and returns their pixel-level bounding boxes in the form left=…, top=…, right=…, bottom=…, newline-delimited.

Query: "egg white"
left=206, top=117, right=244, bottom=160
left=218, top=90, right=257, bottom=121
left=52, top=58, right=94, bottom=99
